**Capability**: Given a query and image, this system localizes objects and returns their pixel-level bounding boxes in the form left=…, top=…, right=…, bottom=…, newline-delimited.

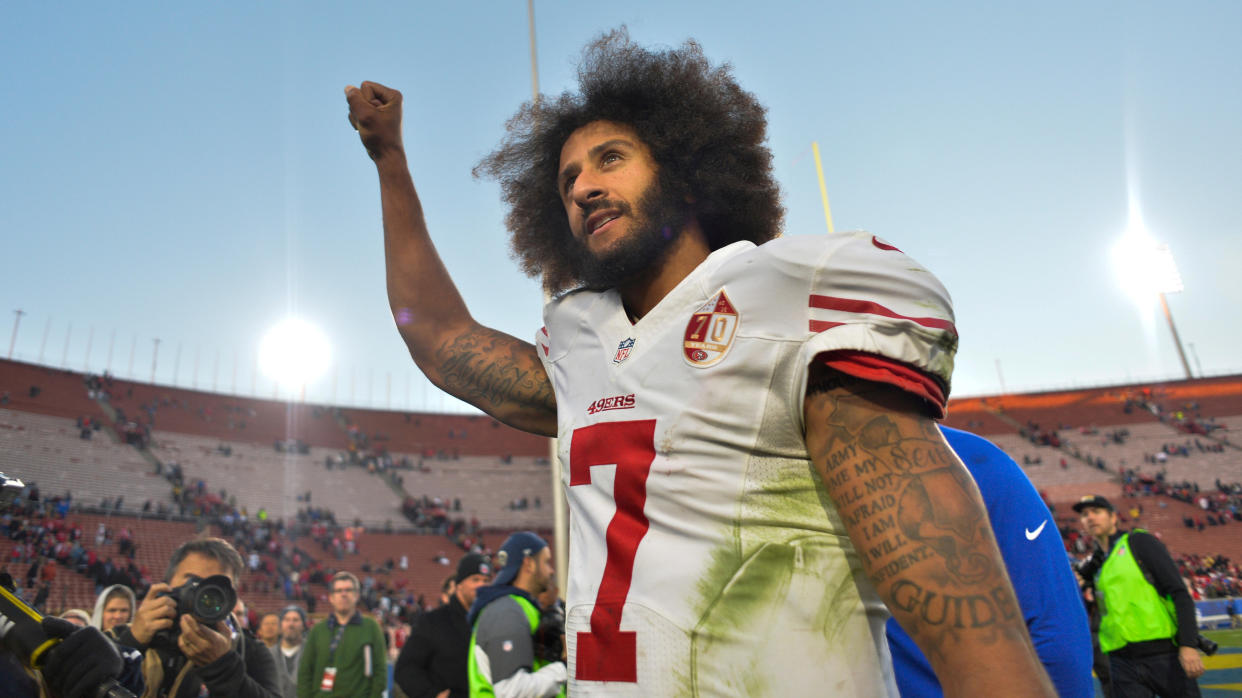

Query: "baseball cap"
left=492, top=531, right=548, bottom=587
left=1072, top=494, right=1115, bottom=513
left=456, top=553, right=493, bottom=583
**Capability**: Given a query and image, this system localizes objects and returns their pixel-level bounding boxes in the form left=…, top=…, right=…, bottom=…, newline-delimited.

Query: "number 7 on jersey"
left=569, top=419, right=657, bottom=682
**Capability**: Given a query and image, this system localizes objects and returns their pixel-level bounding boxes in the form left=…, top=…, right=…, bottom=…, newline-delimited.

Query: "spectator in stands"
left=1074, top=495, right=1205, bottom=697
left=257, top=611, right=281, bottom=649
left=91, top=583, right=137, bottom=637
left=271, top=606, right=308, bottom=698
left=395, top=553, right=492, bottom=698
left=466, top=532, right=565, bottom=697
left=298, top=571, right=387, bottom=697
left=114, top=537, right=280, bottom=698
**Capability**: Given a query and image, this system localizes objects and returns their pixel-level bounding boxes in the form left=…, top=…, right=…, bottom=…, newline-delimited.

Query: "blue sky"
left=2, top=1, right=1239, bottom=412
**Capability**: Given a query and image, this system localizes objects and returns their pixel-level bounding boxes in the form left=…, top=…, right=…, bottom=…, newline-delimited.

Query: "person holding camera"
left=465, top=532, right=565, bottom=698
left=297, top=571, right=387, bottom=697
left=114, top=537, right=280, bottom=698
left=1074, top=495, right=1205, bottom=697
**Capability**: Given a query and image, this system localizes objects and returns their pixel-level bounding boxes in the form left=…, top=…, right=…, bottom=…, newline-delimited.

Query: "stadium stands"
left=0, top=409, right=175, bottom=511
left=149, top=431, right=406, bottom=527
left=3, top=355, right=1238, bottom=622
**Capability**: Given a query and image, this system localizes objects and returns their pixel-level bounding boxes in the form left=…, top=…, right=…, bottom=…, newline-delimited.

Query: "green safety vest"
left=1096, top=530, right=1178, bottom=653
left=467, top=594, right=566, bottom=698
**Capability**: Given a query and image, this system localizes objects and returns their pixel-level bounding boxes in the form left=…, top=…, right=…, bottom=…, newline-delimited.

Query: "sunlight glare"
left=258, top=318, right=332, bottom=388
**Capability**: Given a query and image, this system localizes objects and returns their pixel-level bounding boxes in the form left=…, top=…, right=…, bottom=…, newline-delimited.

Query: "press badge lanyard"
left=320, top=619, right=349, bottom=691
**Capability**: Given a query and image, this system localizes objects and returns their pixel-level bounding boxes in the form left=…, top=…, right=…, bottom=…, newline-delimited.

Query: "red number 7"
left=569, top=419, right=656, bottom=683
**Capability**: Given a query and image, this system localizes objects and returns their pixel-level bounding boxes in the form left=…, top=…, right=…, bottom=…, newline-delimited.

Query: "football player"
left=346, top=29, right=1054, bottom=697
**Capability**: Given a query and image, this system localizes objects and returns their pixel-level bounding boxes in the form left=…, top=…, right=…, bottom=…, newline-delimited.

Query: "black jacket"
left=394, top=596, right=471, bottom=698
left=115, top=624, right=280, bottom=698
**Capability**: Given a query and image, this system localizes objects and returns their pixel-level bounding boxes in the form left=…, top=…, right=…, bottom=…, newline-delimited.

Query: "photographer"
left=113, top=537, right=279, bottom=698
left=465, top=533, right=565, bottom=698
left=1075, top=495, right=1204, bottom=697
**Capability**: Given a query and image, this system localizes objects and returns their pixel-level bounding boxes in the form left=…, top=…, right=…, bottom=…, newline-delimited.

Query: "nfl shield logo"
left=614, top=337, right=636, bottom=364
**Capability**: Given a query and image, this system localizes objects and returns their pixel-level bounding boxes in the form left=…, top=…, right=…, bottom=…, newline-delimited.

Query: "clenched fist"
left=345, top=81, right=404, bottom=162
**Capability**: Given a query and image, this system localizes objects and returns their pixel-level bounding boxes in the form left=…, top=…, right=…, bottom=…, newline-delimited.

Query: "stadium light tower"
left=8, top=309, right=24, bottom=360
left=1111, top=221, right=1193, bottom=379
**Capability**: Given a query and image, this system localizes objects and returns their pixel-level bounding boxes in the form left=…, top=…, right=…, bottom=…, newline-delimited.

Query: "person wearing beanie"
left=466, top=532, right=564, bottom=698
left=395, top=552, right=493, bottom=698
left=271, top=605, right=308, bottom=698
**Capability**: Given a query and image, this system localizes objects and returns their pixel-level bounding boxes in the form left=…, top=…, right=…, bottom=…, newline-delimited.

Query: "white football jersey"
left=535, top=232, right=956, bottom=697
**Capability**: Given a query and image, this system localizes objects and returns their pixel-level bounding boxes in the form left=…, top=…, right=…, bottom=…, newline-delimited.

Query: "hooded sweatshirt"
left=92, top=583, right=138, bottom=635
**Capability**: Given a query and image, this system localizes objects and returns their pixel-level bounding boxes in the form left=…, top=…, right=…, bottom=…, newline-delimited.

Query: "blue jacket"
left=886, top=426, right=1094, bottom=697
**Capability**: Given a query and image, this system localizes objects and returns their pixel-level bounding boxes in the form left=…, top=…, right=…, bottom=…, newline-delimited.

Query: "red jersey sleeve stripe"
left=809, top=295, right=957, bottom=337
left=817, top=350, right=947, bottom=419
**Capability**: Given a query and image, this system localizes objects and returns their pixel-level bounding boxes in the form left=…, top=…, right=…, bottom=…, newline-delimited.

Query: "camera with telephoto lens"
left=150, top=575, right=237, bottom=651
left=1196, top=634, right=1219, bottom=656
left=533, top=602, right=565, bottom=663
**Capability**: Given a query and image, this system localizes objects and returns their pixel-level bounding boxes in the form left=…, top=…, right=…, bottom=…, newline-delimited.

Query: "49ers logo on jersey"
left=683, top=289, right=739, bottom=368
left=586, top=393, right=636, bottom=414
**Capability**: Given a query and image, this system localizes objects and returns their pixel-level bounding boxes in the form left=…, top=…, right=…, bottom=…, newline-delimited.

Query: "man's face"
left=102, top=595, right=131, bottom=631
left=526, top=547, right=555, bottom=596
left=455, top=573, right=489, bottom=609
left=280, top=610, right=305, bottom=644
left=558, top=120, right=686, bottom=289
left=1080, top=507, right=1118, bottom=539
left=331, top=579, right=359, bottom=616
left=258, top=613, right=280, bottom=643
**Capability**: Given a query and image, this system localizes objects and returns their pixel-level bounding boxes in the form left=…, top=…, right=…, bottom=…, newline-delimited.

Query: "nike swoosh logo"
left=1025, top=520, right=1048, bottom=540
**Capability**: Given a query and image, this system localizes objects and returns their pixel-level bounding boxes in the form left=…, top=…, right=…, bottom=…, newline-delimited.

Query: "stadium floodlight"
left=1111, top=222, right=1184, bottom=302
left=258, top=318, right=332, bottom=398
left=1110, top=220, right=1193, bottom=379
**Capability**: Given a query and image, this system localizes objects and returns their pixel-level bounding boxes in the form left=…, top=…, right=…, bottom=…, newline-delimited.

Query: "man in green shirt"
left=298, top=571, right=387, bottom=697
left=1075, top=494, right=1204, bottom=697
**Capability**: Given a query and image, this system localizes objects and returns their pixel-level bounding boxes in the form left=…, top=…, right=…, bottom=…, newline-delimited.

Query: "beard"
left=567, top=178, right=688, bottom=291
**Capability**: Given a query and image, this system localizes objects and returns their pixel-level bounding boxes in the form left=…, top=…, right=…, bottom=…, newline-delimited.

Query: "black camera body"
left=150, top=575, right=237, bottom=651
left=1196, top=634, right=1219, bottom=657
left=533, top=602, right=565, bottom=664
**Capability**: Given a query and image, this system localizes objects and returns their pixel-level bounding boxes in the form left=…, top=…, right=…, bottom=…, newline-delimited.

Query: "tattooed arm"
left=346, top=81, right=556, bottom=437
left=803, top=365, right=1054, bottom=697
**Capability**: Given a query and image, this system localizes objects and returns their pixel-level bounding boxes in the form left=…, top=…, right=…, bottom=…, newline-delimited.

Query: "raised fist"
left=345, top=81, right=404, bottom=162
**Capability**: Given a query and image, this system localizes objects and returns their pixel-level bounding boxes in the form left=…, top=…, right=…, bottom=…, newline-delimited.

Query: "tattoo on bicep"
left=435, top=330, right=555, bottom=413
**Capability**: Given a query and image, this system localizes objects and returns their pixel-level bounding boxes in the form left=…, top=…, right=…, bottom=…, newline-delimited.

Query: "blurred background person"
left=395, top=553, right=492, bottom=698
left=90, top=583, right=136, bottom=639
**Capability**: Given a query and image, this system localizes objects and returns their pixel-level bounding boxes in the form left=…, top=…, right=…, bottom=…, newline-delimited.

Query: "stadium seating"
left=0, top=409, right=175, bottom=511
left=149, top=431, right=406, bottom=527
left=5, top=356, right=1239, bottom=621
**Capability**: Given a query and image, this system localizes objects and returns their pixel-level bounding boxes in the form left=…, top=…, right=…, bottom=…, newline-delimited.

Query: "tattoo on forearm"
left=435, top=330, right=555, bottom=413
left=807, top=380, right=1025, bottom=650
left=889, top=580, right=1020, bottom=629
